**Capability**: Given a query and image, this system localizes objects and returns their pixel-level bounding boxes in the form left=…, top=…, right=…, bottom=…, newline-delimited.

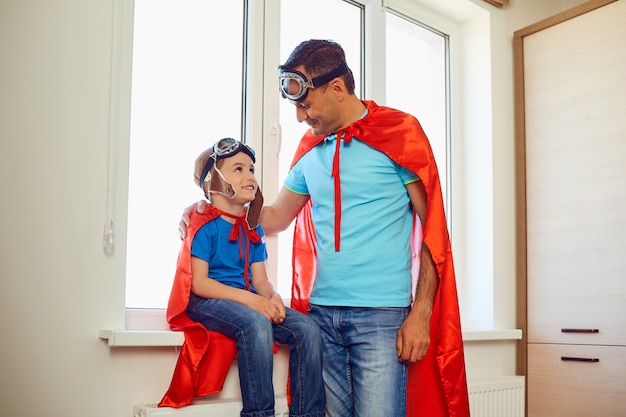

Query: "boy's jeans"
left=308, top=304, right=409, bottom=417
left=187, top=294, right=326, bottom=417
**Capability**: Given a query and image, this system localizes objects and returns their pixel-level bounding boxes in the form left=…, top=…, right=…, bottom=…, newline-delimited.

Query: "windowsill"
left=99, top=329, right=184, bottom=347
left=99, top=328, right=522, bottom=347
left=462, top=329, right=522, bottom=341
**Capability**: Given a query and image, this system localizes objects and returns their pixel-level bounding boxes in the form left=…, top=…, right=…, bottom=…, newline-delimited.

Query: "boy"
left=160, top=138, right=325, bottom=417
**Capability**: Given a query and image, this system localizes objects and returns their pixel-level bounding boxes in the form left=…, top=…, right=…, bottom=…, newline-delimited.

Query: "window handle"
left=271, top=123, right=282, bottom=156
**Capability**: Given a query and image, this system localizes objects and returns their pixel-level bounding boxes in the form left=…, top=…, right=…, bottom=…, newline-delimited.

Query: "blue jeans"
left=187, top=294, right=326, bottom=417
left=308, top=305, right=409, bottom=417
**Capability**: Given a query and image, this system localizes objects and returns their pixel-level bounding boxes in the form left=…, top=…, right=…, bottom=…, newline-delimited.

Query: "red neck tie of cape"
left=208, top=206, right=261, bottom=291
left=331, top=129, right=353, bottom=252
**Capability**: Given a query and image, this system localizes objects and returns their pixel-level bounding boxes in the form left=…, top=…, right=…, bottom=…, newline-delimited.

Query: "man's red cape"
left=158, top=208, right=238, bottom=408
left=290, top=100, right=470, bottom=417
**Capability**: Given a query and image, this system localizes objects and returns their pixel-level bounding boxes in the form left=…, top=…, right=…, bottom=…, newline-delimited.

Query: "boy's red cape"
left=290, top=100, right=470, bottom=417
left=158, top=207, right=238, bottom=408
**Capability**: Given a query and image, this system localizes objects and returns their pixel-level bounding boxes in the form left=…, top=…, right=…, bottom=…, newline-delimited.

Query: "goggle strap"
left=199, top=154, right=217, bottom=184
left=311, top=61, right=349, bottom=88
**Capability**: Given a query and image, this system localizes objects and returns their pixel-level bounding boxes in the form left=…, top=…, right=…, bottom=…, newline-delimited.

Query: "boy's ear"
left=209, top=169, right=235, bottom=198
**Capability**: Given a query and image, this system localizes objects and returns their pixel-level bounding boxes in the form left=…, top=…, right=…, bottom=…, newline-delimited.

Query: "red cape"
left=158, top=208, right=238, bottom=408
left=290, top=100, right=470, bottom=417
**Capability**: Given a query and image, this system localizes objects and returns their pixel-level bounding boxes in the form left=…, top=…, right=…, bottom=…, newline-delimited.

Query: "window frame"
left=121, top=0, right=478, bottom=330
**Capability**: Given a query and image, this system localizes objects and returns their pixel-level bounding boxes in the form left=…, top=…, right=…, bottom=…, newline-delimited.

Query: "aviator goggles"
left=199, top=138, right=256, bottom=185
left=279, top=61, right=349, bottom=103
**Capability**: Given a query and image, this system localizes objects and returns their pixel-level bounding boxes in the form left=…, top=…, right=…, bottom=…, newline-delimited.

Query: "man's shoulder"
left=368, top=102, right=417, bottom=124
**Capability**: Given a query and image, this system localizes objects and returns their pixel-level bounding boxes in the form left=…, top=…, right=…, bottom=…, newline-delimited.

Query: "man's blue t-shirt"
left=284, top=134, right=419, bottom=307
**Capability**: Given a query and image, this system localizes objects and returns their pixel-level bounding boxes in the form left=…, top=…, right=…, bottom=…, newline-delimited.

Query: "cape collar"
left=206, top=205, right=261, bottom=291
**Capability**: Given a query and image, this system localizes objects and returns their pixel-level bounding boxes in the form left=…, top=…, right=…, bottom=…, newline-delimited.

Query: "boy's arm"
left=250, top=261, right=286, bottom=323
left=190, top=256, right=283, bottom=323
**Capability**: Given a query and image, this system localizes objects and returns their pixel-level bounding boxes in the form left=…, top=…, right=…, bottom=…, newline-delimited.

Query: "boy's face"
left=217, top=152, right=258, bottom=204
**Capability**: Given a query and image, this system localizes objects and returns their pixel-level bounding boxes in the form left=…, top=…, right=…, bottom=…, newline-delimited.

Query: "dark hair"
left=280, top=39, right=355, bottom=94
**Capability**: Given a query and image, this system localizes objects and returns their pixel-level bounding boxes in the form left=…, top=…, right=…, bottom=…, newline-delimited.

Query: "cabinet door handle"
left=561, top=356, right=600, bottom=363
left=561, top=328, right=599, bottom=333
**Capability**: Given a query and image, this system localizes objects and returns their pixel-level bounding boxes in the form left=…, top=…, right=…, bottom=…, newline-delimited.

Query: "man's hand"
left=178, top=200, right=209, bottom=239
left=396, top=311, right=431, bottom=363
left=397, top=239, right=438, bottom=363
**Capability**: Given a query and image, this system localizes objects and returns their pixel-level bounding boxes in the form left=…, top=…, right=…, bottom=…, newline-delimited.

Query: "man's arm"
left=178, top=200, right=208, bottom=239
left=178, top=186, right=308, bottom=239
left=396, top=180, right=439, bottom=363
left=259, top=186, right=309, bottom=235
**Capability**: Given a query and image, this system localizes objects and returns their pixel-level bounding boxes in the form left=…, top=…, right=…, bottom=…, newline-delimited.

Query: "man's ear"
left=331, top=79, right=345, bottom=99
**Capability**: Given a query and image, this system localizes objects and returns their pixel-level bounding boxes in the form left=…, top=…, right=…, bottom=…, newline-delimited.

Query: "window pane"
left=276, top=0, right=363, bottom=297
left=386, top=12, right=449, bottom=210
left=126, top=0, right=244, bottom=308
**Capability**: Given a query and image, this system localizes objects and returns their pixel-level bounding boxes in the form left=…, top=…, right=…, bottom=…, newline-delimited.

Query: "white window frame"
left=117, top=0, right=495, bottom=332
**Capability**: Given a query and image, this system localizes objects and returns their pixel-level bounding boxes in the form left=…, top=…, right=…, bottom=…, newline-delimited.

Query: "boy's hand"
left=269, top=293, right=286, bottom=324
left=247, top=294, right=285, bottom=324
left=178, top=200, right=209, bottom=239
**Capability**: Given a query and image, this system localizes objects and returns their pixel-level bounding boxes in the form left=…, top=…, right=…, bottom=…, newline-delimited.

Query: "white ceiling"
left=410, top=0, right=487, bottom=23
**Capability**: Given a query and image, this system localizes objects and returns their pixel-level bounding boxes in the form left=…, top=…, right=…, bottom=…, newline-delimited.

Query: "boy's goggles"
left=278, top=61, right=349, bottom=103
left=199, top=138, right=256, bottom=184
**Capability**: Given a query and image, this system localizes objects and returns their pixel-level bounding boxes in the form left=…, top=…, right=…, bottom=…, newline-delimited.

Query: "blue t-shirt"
left=284, top=134, right=419, bottom=307
left=191, top=216, right=268, bottom=293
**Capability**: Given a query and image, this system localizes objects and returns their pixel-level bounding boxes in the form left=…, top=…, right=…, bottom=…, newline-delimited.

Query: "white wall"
left=0, top=0, right=589, bottom=416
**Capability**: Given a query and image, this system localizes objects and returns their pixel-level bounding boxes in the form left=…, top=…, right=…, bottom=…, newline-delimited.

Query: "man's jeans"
left=187, top=294, right=326, bottom=417
left=308, top=305, right=409, bottom=417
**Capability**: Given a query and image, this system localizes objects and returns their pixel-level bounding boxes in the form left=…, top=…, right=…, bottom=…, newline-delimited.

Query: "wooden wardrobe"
left=514, top=0, right=626, bottom=416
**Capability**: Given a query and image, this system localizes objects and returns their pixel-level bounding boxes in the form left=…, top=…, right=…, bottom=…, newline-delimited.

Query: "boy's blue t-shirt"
left=191, top=216, right=267, bottom=293
left=284, top=134, right=419, bottom=307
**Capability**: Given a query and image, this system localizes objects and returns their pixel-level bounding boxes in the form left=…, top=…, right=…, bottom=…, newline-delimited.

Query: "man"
left=182, top=39, right=469, bottom=417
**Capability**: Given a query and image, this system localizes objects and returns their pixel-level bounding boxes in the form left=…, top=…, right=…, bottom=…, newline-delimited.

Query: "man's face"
left=291, top=67, right=341, bottom=136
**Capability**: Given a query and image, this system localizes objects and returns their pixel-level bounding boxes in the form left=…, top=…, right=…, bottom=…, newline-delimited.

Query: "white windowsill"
left=99, top=329, right=184, bottom=347
left=462, top=329, right=522, bottom=341
left=99, top=328, right=522, bottom=347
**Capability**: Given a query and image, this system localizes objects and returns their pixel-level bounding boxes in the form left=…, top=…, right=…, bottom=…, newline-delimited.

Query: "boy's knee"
left=240, top=314, right=272, bottom=340
left=296, top=317, right=322, bottom=343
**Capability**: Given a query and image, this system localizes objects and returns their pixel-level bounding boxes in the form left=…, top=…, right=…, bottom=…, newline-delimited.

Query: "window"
left=125, top=0, right=452, bottom=312
left=386, top=10, right=449, bottom=211
left=275, top=0, right=363, bottom=296
left=126, top=0, right=244, bottom=308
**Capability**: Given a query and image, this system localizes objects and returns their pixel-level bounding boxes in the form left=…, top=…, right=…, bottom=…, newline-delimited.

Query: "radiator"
left=135, top=376, right=525, bottom=417
left=468, top=375, right=525, bottom=417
